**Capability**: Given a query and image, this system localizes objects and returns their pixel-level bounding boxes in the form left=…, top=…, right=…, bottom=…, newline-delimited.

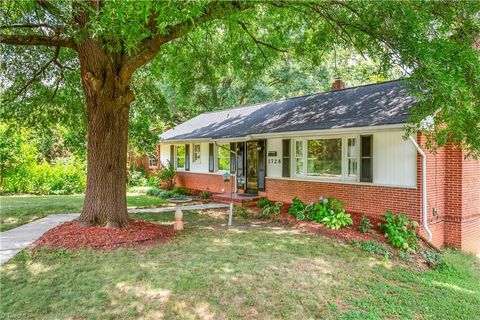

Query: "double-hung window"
left=346, top=137, right=358, bottom=178
left=175, top=145, right=185, bottom=169
left=295, top=140, right=304, bottom=175
left=148, top=154, right=158, bottom=168
left=217, top=145, right=230, bottom=171
left=193, top=144, right=201, bottom=163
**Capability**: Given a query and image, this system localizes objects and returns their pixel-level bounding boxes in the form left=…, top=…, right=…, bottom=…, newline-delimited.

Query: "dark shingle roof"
left=161, top=80, right=415, bottom=141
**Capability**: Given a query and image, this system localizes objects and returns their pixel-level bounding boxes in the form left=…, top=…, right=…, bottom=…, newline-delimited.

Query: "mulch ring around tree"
left=33, top=219, right=176, bottom=250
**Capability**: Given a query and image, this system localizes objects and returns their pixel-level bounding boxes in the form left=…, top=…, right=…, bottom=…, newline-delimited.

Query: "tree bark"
left=79, top=92, right=131, bottom=227
left=77, top=41, right=134, bottom=228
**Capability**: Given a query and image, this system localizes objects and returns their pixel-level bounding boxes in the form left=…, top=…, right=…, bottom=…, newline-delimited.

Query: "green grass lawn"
left=1, top=210, right=479, bottom=319
left=0, top=194, right=168, bottom=232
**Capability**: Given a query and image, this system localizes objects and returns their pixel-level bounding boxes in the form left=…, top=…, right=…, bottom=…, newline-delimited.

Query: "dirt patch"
left=33, top=219, right=176, bottom=250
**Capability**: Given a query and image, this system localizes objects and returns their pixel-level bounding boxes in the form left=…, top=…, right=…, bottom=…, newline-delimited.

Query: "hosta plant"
left=321, top=209, right=353, bottom=230
left=262, top=201, right=284, bottom=220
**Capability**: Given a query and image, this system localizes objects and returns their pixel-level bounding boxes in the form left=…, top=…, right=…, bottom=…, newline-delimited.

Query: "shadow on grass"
left=1, top=209, right=479, bottom=319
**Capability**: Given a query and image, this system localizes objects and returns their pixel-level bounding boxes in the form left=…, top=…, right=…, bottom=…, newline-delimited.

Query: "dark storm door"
left=246, top=141, right=259, bottom=193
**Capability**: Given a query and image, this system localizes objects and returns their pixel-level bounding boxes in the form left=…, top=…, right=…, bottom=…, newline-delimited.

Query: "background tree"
left=1, top=1, right=479, bottom=227
left=0, top=125, right=34, bottom=189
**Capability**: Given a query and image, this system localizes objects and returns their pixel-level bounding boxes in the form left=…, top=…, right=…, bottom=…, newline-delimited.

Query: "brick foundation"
left=176, top=171, right=234, bottom=194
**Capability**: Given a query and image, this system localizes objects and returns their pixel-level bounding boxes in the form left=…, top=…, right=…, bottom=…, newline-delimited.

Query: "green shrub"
left=321, top=209, right=353, bottom=229
left=378, top=211, right=419, bottom=251
left=128, top=169, right=148, bottom=187
left=308, top=197, right=342, bottom=222
left=305, top=196, right=352, bottom=229
left=200, top=190, right=210, bottom=199
left=288, top=195, right=352, bottom=229
left=146, top=187, right=190, bottom=200
left=421, top=249, right=448, bottom=269
left=171, top=186, right=190, bottom=195
left=352, top=240, right=392, bottom=258
left=358, top=215, right=374, bottom=233
left=147, top=188, right=175, bottom=199
left=262, top=201, right=284, bottom=220
left=288, top=197, right=306, bottom=218
left=147, top=173, right=161, bottom=188
left=158, top=161, right=176, bottom=190
left=256, top=198, right=271, bottom=208
left=3, top=158, right=86, bottom=195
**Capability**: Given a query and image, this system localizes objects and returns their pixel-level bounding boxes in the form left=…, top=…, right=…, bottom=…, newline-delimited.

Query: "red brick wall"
left=176, top=171, right=234, bottom=194
left=460, top=218, right=480, bottom=254
left=265, top=178, right=421, bottom=219
left=439, top=144, right=480, bottom=254
left=421, top=134, right=446, bottom=248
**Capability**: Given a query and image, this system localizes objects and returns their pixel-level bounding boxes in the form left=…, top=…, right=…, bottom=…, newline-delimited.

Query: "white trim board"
left=160, top=124, right=407, bottom=143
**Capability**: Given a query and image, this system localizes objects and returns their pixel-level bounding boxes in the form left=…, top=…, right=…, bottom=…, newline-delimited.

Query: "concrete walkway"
left=0, top=202, right=230, bottom=265
left=0, top=213, right=80, bottom=265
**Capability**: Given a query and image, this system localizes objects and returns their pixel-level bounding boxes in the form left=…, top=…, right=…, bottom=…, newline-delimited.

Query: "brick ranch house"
left=154, top=80, right=480, bottom=254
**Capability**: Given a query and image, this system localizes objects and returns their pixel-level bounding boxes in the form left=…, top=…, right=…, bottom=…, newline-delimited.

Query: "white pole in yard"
left=216, top=142, right=238, bottom=227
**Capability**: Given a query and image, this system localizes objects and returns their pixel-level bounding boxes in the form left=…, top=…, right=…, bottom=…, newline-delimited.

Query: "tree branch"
left=238, top=21, right=287, bottom=54
left=119, top=1, right=253, bottom=82
left=7, top=47, right=60, bottom=102
left=0, top=34, right=76, bottom=49
left=33, top=0, right=68, bottom=23
left=0, top=23, right=66, bottom=34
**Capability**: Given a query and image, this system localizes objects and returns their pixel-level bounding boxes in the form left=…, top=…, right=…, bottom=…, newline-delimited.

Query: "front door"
left=246, top=141, right=259, bottom=193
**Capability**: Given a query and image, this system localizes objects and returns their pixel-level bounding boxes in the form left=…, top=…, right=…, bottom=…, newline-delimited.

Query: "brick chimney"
left=331, top=77, right=345, bottom=90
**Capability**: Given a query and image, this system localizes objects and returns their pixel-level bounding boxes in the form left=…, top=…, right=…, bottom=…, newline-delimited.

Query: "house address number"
left=268, top=158, right=281, bottom=164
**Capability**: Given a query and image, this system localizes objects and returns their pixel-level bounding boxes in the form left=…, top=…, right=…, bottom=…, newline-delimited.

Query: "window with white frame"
left=217, top=145, right=230, bottom=171
left=346, top=137, right=358, bottom=177
left=306, top=138, right=342, bottom=177
left=193, top=144, right=201, bottom=163
left=295, top=140, right=304, bottom=175
left=175, top=145, right=185, bottom=169
left=148, top=153, right=158, bottom=168
left=292, top=136, right=370, bottom=181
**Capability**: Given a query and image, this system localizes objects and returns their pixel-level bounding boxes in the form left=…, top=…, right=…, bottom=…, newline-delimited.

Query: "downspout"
left=408, top=136, right=433, bottom=241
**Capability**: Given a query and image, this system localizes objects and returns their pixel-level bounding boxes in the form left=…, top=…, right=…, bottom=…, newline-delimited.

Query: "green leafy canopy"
left=1, top=1, right=479, bottom=156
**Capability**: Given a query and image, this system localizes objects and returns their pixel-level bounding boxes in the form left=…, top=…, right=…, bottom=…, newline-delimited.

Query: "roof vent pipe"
left=332, top=77, right=345, bottom=90
left=409, top=135, right=433, bottom=241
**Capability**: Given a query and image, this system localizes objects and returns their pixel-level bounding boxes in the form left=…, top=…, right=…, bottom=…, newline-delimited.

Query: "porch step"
left=211, top=193, right=263, bottom=206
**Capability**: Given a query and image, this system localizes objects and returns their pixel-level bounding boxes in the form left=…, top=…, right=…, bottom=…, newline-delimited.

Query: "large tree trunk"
left=79, top=92, right=131, bottom=227
left=77, top=41, right=134, bottom=228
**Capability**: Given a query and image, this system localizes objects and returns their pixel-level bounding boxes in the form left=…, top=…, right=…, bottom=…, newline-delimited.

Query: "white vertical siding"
left=373, top=131, right=416, bottom=187
left=159, top=143, right=171, bottom=166
left=266, top=138, right=283, bottom=178
left=265, top=130, right=417, bottom=187
left=190, top=142, right=210, bottom=173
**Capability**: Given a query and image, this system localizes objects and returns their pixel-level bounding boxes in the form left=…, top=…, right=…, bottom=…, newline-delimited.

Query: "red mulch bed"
left=248, top=204, right=390, bottom=244
left=33, top=219, right=176, bottom=250
left=286, top=212, right=388, bottom=244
